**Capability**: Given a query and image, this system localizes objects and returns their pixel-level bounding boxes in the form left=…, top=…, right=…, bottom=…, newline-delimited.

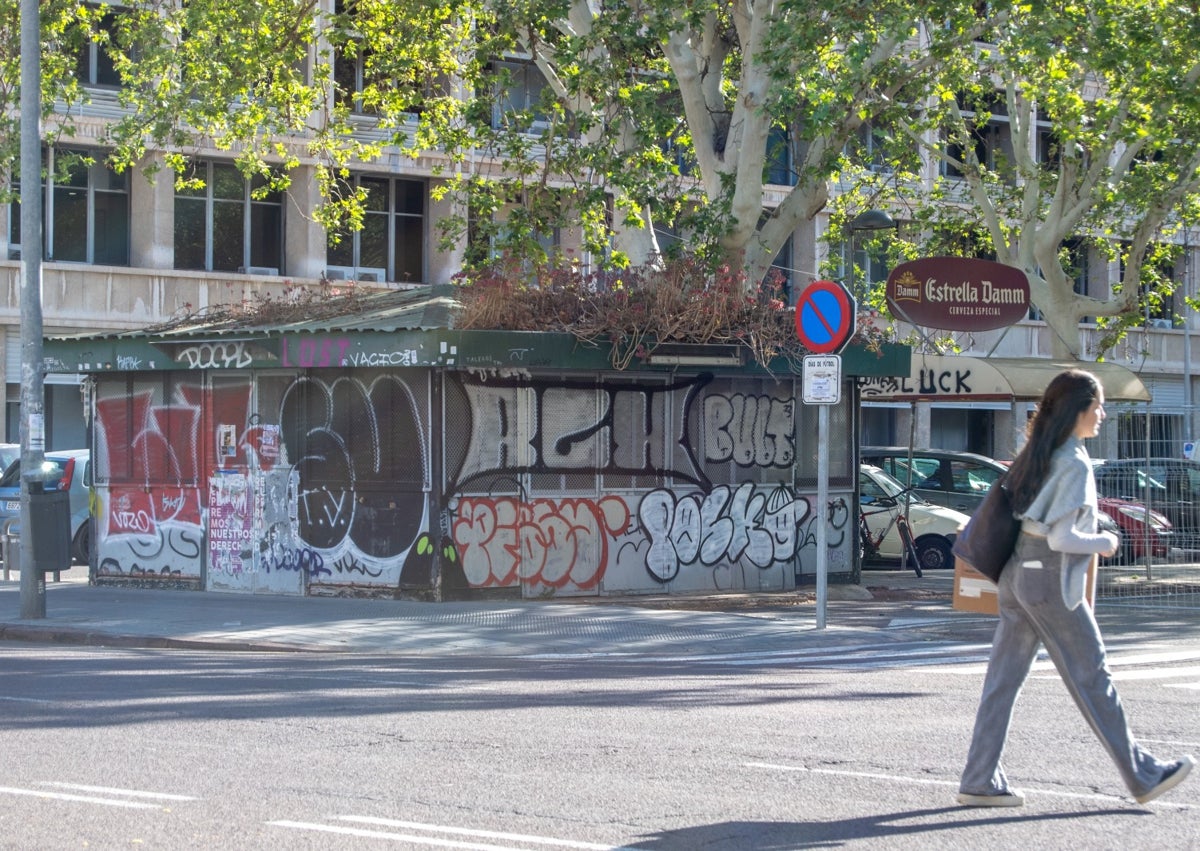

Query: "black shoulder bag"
left=951, top=478, right=1020, bottom=582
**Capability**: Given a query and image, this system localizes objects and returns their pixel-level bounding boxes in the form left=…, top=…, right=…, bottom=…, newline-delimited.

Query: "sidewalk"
left=0, top=569, right=957, bottom=658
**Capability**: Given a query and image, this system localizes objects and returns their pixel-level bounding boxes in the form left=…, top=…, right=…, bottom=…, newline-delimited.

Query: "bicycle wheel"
left=898, top=517, right=922, bottom=577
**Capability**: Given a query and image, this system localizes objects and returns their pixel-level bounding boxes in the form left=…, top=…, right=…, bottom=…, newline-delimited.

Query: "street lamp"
left=846, top=209, right=898, bottom=304
left=850, top=209, right=898, bottom=232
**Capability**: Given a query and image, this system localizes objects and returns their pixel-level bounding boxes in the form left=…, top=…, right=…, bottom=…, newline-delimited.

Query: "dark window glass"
left=174, top=198, right=206, bottom=269
left=394, top=215, right=423, bottom=282
left=249, top=202, right=281, bottom=268
left=211, top=200, right=244, bottom=270
left=53, top=184, right=88, bottom=261
left=94, top=191, right=129, bottom=265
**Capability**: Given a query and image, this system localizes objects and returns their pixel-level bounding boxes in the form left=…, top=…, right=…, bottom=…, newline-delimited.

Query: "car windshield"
left=862, top=467, right=928, bottom=504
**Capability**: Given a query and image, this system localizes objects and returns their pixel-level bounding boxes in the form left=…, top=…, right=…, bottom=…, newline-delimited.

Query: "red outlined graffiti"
left=451, top=495, right=630, bottom=590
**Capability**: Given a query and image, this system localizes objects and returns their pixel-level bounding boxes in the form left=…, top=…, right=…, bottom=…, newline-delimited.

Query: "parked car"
left=0, top=444, right=18, bottom=471
left=862, top=445, right=1156, bottom=563
left=1096, top=495, right=1173, bottom=562
left=859, top=464, right=972, bottom=571
left=0, top=449, right=92, bottom=565
left=860, top=447, right=1007, bottom=515
left=1092, top=458, right=1200, bottom=550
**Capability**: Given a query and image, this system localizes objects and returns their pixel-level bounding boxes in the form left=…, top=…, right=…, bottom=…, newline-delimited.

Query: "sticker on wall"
left=218, top=423, right=238, bottom=458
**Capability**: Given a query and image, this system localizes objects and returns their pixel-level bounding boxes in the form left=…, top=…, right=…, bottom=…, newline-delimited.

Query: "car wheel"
left=71, top=521, right=91, bottom=565
left=916, top=536, right=954, bottom=571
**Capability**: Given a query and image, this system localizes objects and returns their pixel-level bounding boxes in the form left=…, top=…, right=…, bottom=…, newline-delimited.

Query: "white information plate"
left=802, top=355, right=841, bottom=405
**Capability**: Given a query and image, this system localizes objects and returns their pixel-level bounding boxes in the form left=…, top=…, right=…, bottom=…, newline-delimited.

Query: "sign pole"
left=804, top=355, right=841, bottom=630
left=795, top=281, right=854, bottom=631
left=815, top=403, right=829, bottom=629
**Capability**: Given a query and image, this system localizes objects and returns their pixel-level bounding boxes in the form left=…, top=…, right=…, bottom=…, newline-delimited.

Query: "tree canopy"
left=3, top=0, right=1200, bottom=357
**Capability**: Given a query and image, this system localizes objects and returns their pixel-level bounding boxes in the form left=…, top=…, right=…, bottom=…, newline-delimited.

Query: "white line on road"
left=0, top=695, right=57, bottom=704
left=744, top=762, right=1199, bottom=810
left=0, top=785, right=163, bottom=810
left=340, top=816, right=634, bottom=849
left=269, top=818, right=636, bottom=850
left=38, top=782, right=197, bottom=801
left=929, top=648, right=1200, bottom=676
left=1034, top=665, right=1200, bottom=682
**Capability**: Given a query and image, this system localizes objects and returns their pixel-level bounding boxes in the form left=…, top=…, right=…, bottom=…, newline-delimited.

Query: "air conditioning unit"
left=238, top=266, right=279, bottom=276
left=1149, top=318, right=1174, bottom=329
left=324, top=266, right=387, bottom=283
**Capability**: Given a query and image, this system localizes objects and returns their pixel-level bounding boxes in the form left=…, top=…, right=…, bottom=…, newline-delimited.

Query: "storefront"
left=860, top=354, right=1153, bottom=460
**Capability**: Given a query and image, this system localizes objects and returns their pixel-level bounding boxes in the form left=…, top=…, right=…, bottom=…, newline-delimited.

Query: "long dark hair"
left=1006, top=369, right=1101, bottom=514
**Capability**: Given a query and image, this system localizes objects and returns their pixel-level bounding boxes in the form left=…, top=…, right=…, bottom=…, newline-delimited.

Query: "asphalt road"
left=1, top=629, right=1197, bottom=850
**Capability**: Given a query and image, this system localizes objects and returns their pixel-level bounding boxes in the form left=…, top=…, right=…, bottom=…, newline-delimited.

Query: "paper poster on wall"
left=208, top=472, right=253, bottom=577
left=218, top=424, right=238, bottom=458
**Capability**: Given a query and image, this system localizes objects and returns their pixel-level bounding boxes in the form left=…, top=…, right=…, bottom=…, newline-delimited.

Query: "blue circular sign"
left=795, top=280, right=855, bottom=354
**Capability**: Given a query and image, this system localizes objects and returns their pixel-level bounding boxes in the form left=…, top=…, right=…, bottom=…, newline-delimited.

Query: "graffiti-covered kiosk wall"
left=45, top=297, right=909, bottom=600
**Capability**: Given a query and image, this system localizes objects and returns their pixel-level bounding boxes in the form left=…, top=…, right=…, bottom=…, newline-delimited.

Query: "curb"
left=0, top=624, right=324, bottom=653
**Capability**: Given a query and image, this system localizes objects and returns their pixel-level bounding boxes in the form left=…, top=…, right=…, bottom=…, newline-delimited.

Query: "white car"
left=859, top=464, right=972, bottom=571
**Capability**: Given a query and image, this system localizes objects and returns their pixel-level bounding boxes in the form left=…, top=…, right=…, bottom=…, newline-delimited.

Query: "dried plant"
left=145, top=279, right=370, bottom=333
left=454, top=255, right=891, bottom=370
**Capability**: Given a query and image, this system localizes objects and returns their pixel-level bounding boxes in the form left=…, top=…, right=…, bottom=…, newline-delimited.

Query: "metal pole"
left=815, top=403, right=829, bottom=629
left=1184, top=230, right=1193, bottom=444
left=19, top=0, right=46, bottom=618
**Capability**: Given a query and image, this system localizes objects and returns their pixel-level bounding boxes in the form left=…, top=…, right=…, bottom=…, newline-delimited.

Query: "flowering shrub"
left=454, top=255, right=891, bottom=369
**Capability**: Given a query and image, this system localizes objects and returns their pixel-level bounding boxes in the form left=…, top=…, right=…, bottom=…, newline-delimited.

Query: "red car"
left=1097, top=496, right=1173, bottom=562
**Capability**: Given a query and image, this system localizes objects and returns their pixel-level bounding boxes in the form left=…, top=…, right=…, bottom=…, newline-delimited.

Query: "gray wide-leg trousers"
left=959, top=533, right=1174, bottom=799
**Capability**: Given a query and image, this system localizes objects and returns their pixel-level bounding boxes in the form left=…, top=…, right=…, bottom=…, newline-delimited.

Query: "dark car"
left=1092, top=458, right=1200, bottom=550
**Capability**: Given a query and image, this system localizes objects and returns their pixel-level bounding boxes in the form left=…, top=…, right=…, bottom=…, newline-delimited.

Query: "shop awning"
left=860, top=354, right=1152, bottom=403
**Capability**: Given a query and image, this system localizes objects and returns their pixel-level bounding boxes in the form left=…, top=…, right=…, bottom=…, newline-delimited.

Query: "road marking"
left=269, top=817, right=635, bottom=850
left=0, top=695, right=57, bottom=704
left=744, top=762, right=1199, bottom=810
left=38, top=782, right=197, bottom=801
left=530, top=640, right=997, bottom=668
left=931, top=648, right=1200, bottom=676
left=1034, top=665, right=1200, bottom=682
left=0, top=786, right=163, bottom=810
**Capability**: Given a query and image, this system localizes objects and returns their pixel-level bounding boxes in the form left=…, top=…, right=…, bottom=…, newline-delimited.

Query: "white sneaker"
left=1135, top=755, right=1195, bottom=804
left=956, top=789, right=1025, bottom=807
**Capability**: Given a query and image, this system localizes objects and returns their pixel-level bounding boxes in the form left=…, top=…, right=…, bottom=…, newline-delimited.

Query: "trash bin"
left=27, top=488, right=71, bottom=574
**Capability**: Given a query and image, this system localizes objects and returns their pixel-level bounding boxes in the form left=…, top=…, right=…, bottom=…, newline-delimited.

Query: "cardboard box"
left=952, top=554, right=1099, bottom=615
left=953, top=558, right=998, bottom=614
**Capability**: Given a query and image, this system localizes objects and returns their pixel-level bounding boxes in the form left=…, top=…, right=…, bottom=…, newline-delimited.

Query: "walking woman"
left=958, top=369, right=1194, bottom=807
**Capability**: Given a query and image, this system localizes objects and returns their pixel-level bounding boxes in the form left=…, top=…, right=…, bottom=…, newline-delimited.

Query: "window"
left=326, top=175, right=425, bottom=283
left=1119, top=242, right=1177, bottom=328
left=941, top=96, right=1012, bottom=179
left=74, top=8, right=120, bottom=87
left=765, top=125, right=794, bottom=186
left=491, top=58, right=550, bottom=132
left=174, top=161, right=283, bottom=274
left=333, top=35, right=374, bottom=114
left=8, top=148, right=130, bottom=265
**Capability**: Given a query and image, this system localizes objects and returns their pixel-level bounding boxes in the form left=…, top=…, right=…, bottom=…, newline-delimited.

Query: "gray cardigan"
left=1016, top=437, right=1115, bottom=608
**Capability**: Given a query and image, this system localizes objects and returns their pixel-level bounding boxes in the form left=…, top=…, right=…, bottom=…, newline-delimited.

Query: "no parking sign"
left=795, top=280, right=856, bottom=354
